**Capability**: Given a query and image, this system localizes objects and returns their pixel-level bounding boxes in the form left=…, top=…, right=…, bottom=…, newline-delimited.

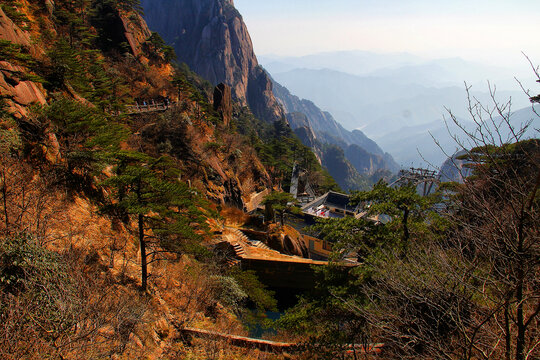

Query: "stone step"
left=226, top=258, right=240, bottom=267
left=249, top=240, right=271, bottom=251
left=232, top=243, right=245, bottom=256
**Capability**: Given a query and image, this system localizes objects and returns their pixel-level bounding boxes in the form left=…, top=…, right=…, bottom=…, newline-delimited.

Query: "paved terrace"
left=221, top=227, right=356, bottom=289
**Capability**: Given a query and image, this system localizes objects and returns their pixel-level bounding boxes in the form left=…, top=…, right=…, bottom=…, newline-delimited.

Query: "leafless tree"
left=337, top=68, right=539, bottom=360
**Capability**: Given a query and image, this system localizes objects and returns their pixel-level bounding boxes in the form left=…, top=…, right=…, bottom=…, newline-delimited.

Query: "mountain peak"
left=140, top=0, right=284, bottom=123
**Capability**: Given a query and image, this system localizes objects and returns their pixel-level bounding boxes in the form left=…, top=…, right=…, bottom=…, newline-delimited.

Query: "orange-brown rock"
left=12, top=80, right=46, bottom=106
left=267, top=224, right=309, bottom=258
left=0, top=5, right=44, bottom=58
left=43, top=132, right=61, bottom=164
left=0, top=7, right=31, bottom=47
left=119, top=12, right=152, bottom=58
left=0, top=61, right=47, bottom=117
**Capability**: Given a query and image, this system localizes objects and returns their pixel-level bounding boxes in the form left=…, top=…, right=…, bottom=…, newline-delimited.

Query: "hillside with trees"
left=0, top=0, right=334, bottom=358
left=279, top=80, right=540, bottom=359
left=0, top=1, right=538, bottom=359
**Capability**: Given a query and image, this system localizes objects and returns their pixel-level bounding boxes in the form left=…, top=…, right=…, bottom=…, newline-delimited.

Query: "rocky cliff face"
left=140, top=0, right=284, bottom=123
left=139, top=0, right=395, bottom=188
left=0, top=0, right=272, bottom=209
left=439, top=150, right=473, bottom=183
left=274, top=80, right=344, bottom=138
left=0, top=6, right=47, bottom=117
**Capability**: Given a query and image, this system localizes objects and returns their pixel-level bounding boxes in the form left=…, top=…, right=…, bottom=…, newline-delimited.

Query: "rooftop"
left=301, top=191, right=361, bottom=218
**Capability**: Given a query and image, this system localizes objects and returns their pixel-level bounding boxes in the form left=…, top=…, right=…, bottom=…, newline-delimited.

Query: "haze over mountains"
left=261, top=52, right=538, bottom=167
left=140, top=0, right=538, bottom=174
left=140, top=0, right=400, bottom=190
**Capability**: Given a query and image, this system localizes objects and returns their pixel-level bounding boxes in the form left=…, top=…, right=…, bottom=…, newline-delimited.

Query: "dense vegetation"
left=0, top=1, right=538, bottom=359
left=0, top=1, right=287, bottom=358
left=234, top=109, right=340, bottom=193
left=279, top=87, right=540, bottom=359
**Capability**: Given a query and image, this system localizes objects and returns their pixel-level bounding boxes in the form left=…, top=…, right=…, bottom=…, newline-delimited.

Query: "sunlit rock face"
left=141, top=0, right=284, bottom=123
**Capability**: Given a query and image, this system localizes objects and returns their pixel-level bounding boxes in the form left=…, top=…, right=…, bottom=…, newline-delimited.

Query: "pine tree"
left=102, top=152, right=208, bottom=291
left=352, top=181, right=434, bottom=244
left=262, top=191, right=299, bottom=225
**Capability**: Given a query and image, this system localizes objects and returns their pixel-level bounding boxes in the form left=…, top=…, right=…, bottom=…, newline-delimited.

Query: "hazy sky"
left=234, top=0, right=540, bottom=67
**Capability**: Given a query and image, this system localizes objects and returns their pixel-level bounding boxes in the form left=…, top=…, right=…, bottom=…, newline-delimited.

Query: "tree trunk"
left=504, top=298, right=511, bottom=360
left=402, top=208, right=409, bottom=243
left=264, top=203, right=273, bottom=223
left=1, top=168, right=8, bottom=232
left=515, top=171, right=540, bottom=360
left=516, top=264, right=525, bottom=360
left=136, top=181, right=148, bottom=292
left=516, top=282, right=525, bottom=360
left=139, top=212, right=148, bottom=292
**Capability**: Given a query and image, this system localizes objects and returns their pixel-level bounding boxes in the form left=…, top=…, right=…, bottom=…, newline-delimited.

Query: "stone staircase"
left=225, top=258, right=241, bottom=267
left=229, top=228, right=250, bottom=243
left=248, top=240, right=272, bottom=251
left=225, top=227, right=274, bottom=258
left=231, top=242, right=246, bottom=257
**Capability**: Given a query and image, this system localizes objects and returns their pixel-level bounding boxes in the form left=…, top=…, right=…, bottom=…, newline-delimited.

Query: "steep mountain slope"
left=139, top=0, right=397, bottom=189
left=0, top=1, right=309, bottom=358
left=140, top=0, right=284, bottom=123
left=0, top=0, right=275, bottom=208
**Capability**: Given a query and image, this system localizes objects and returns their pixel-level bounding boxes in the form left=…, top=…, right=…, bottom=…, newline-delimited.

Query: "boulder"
left=44, top=132, right=61, bottom=164
left=267, top=224, right=309, bottom=258
left=0, top=62, right=47, bottom=117
left=12, top=81, right=47, bottom=106
left=0, top=7, right=31, bottom=47
left=119, top=12, right=152, bottom=57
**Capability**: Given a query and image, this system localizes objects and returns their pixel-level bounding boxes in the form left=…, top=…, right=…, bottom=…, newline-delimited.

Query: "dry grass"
left=221, top=206, right=251, bottom=227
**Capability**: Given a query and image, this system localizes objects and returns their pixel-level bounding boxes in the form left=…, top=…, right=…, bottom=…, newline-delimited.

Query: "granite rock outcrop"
left=0, top=8, right=47, bottom=117
left=140, top=0, right=284, bottom=123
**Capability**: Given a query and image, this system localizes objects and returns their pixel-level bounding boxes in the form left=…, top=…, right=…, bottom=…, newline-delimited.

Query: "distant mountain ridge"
left=267, top=59, right=533, bottom=168
left=260, top=50, right=424, bottom=76
left=272, top=79, right=399, bottom=176
left=375, top=105, right=540, bottom=167
left=271, top=68, right=530, bottom=133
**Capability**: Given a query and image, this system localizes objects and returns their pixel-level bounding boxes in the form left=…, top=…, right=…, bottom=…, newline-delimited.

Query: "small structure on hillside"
left=302, top=191, right=362, bottom=219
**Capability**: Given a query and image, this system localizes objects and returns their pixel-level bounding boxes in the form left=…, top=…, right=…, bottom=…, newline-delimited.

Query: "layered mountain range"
left=140, top=0, right=398, bottom=189
left=273, top=80, right=399, bottom=175
left=264, top=53, right=537, bottom=167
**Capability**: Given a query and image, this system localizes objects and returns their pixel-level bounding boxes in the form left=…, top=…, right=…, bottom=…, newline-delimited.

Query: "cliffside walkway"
left=124, top=102, right=173, bottom=114
left=224, top=227, right=327, bottom=265
left=179, top=327, right=385, bottom=355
